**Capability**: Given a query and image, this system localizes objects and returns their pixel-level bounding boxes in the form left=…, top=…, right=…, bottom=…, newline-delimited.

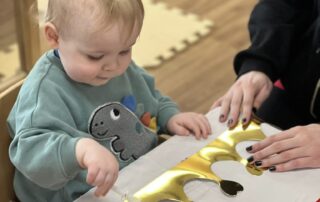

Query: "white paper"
left=75, top=108, right=320, bottom=202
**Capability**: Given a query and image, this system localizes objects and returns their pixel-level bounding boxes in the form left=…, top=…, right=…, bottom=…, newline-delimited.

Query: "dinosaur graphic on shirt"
left=88, top=102, right=157, bottom=161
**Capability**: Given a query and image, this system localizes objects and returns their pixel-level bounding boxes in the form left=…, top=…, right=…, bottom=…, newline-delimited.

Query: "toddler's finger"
left=95, top=174, right=113, bottom=197
left=101, top=173, right=118, bottom=196
left=196, top=117, right=210, bottom=139
left=92, top=169, right=107, bottom=186
left=200, top=115, right=212, bottom=135
left=87, top=165, right=99, bottom=185
left=94, top=175, right=108, bottom=197
left=175, top=124, right=191, bottom=136
left=190, top=122, right=201, bottom=140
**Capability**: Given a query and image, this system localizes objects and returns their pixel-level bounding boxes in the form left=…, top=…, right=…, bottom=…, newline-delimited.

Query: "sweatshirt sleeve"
left=133, top=64, right=180, bottom=134
left=234, top=0, right=314, bottom=81
left=7, top=74, right=85, bottom=190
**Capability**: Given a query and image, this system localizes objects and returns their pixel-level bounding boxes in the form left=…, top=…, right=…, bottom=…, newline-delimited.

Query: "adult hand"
left=212, top=71, right=273, bottom=127
left=76, top=138, right=119, bottom=197
left=246, top=124, right=320, bottom=172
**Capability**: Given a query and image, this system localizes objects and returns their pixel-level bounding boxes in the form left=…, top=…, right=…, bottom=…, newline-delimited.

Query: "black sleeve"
left=234, top=0, right=314, bottom=81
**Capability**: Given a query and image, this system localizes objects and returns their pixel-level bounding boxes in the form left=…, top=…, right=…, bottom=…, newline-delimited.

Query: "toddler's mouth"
left=97, top=76, right=109, bottom=80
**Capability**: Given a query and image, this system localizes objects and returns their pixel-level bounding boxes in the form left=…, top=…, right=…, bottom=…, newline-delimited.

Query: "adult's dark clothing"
left=234, top=0, right=320, bottom=128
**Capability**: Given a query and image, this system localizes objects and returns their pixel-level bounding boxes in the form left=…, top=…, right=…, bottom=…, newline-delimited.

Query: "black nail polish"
left=254, top=161, right=262, bottom=166
left=252, top=107, right=257, bottom=113
left=246, top=146, right=252, bottom=152
left=247, top=156, right=254, bottom=163
left=219, top=114, right=225, bottom=121
left=242, top=118, right=247, bottom=124
left=269, top=166, right=276, bottom=172
left=227, top=119, right=233, bottom=126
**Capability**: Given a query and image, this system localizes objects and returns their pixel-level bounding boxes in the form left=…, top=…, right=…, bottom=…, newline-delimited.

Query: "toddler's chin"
left=92, top=79, right=110, bottom=86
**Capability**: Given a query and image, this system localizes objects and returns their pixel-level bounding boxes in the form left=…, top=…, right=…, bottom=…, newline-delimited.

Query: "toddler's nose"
left=102, top=64, right=117, bottom=71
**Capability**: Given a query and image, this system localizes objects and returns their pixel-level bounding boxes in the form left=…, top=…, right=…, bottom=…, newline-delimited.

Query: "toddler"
left=7, top=0, right=211, bottom=201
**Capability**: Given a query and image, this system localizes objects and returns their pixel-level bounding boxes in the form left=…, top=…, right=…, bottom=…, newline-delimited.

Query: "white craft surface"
left=76, top=108, right=320, bottom=202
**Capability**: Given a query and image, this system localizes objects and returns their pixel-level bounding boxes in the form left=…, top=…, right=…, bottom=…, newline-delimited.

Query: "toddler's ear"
left=44, top=22, right=59, bottom=48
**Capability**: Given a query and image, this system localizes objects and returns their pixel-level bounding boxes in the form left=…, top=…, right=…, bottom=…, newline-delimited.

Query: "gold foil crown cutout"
left=132, top=119, right=266, bottom=202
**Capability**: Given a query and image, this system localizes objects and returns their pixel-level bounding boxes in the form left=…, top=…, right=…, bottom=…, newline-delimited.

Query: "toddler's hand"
left=76, top=138, right=119, bottom=197
left=167, top=112, right=211, bottom=140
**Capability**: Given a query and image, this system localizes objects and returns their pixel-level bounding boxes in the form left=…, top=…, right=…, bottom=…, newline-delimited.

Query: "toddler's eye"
left=87, top=55, right=104, bottom=60
left=119, top=49, right=131, bottom=56
left=110, top=108, right=120, bottom=120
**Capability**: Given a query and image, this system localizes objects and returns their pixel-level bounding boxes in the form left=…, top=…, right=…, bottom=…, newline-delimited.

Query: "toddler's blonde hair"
left=45, top=0, right=144, bottom=41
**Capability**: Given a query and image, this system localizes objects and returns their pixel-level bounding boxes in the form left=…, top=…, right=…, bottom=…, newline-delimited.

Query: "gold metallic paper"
left=133, top=119, right=267, bottom=202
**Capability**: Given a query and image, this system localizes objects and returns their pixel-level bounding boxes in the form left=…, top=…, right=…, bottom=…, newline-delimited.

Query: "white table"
left=76, top=108, right=320, bottom=202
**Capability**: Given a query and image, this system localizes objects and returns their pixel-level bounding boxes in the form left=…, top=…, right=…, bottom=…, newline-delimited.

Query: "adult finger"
left=228, top=89, right=243, bottom=128
left=248, top=129, right=296, bottom=153
left=211, top=97, right=222, bottom=109
left=255, top=146, right=307, bottom=168
left=252, top=135, right=299, bottom=161
left=270, top=156, right=315, bottom=172
left=241, top=85, right=255, bottom=125
left=219, top=93, right=232, bottom=123
left=253, top=84, right=272, bottom=109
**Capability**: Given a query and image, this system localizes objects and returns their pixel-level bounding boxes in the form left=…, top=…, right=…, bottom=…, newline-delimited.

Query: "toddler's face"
left=57, top=23, right=139, bottom=86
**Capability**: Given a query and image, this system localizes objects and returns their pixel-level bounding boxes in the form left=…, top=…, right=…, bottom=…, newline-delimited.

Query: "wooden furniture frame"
left=0, top=79, right=24, bottom=202
left=0, top=0, right=40, bottom=92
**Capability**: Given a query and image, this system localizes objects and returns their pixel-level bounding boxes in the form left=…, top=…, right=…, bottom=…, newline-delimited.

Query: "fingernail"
left=252, top=107, right=257, bottom=113
left=247, top=156, right=254, bottom=163
left=246, top=145, right=252, bottom=152
left=242, top=118, right=247, bottom=124
left=269, top=166, right=276, bottom=172
left=254, top=161, right=262, bottom=166
left=219, top=114, right=225, bottom=121
left=227, top=119, right=233, bottom=126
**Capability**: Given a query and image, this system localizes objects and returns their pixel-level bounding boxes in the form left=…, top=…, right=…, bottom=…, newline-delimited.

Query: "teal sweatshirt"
left=7, top=50, right=179, bottom=202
